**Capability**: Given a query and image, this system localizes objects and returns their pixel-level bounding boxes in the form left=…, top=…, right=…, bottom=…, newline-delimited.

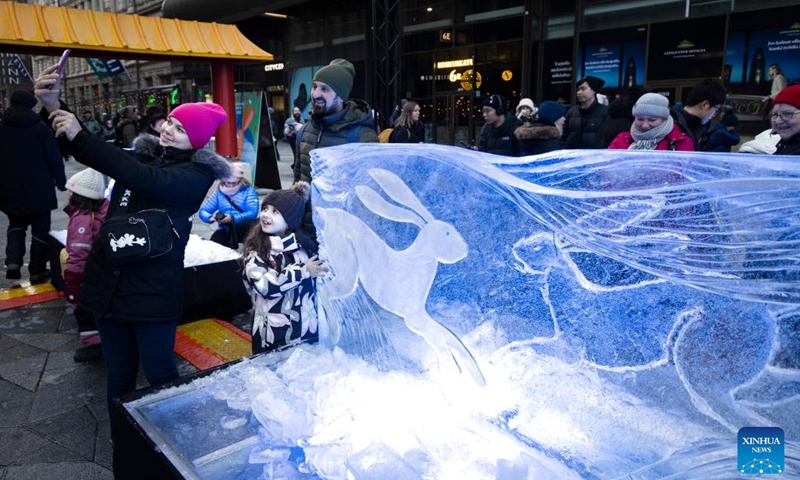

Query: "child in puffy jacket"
left=62, top=168, right=108, bottom=362
left=197, top=163, right=259, bottom=249
left=706, top=111, right=741, bottom=152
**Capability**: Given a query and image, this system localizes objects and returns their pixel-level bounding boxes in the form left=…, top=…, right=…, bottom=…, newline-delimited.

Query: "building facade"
left=10, top=0, right=800, bottom=144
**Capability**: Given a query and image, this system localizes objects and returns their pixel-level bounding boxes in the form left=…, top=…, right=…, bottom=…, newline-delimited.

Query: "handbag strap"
left=222, top=193, right=245, bottom=213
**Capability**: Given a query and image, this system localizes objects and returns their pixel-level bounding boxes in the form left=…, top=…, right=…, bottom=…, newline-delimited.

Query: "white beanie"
left=632, top=93, right=670, bottom=119
left=67, top=168, right=107, bottom=200
left=516, top=98, right=537, bottom=115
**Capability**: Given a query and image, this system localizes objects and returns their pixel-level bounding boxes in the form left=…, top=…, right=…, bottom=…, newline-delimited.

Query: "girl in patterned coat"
left=241, top=182, right=328, bottom=354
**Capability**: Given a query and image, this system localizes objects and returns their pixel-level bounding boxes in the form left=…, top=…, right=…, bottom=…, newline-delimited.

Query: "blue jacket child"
left=706, top=112, right=741, bottom=153
left=198, top=163, right=259, bottom=248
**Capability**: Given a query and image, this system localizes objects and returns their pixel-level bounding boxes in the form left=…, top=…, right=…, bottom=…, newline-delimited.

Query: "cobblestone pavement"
left=0, top=140, right=294, bottom=479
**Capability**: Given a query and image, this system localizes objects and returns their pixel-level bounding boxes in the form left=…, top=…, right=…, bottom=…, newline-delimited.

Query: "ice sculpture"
left=308, top=144, right=799, bottom=477
left=129, top=144, right=799, bottom=480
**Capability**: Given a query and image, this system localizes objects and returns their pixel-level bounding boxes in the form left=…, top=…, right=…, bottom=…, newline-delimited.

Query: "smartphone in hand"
left=50, top=49, right=71, bottom=89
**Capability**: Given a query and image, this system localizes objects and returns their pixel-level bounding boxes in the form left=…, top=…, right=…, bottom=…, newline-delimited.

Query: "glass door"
left=433, top=93, right=477, bottom=146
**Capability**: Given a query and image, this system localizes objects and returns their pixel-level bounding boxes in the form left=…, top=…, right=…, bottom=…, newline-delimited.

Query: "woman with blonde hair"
left=389, top=100, right=425, bottom=143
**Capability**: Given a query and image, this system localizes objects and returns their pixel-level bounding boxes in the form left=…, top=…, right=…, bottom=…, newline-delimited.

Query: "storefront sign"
left=436, top=59, right=473, bottom=69
left=264, top=63, right=285, bottom=72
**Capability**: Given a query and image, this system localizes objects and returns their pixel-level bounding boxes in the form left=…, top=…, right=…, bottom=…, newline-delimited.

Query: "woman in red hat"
left=770, top=84, right=800, bottom=155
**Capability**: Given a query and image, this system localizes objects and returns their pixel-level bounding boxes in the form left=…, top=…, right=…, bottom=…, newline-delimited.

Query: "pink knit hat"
left=168, top=102, right=228, bottom=149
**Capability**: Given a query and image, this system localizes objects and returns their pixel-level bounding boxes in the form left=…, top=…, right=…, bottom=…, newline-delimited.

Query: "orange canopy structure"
left=0, top=0, right=273, bottom=155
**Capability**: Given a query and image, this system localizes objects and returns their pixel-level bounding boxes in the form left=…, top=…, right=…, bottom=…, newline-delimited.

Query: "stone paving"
left=0, top=140, right=294, bottom=479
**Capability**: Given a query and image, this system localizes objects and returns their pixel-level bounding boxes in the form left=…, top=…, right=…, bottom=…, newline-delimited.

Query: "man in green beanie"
left=293, top=58, right=378, bottom=236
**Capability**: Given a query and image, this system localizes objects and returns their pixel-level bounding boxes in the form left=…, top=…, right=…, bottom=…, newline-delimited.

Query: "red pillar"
left=210, top=60, right=236, bottom=157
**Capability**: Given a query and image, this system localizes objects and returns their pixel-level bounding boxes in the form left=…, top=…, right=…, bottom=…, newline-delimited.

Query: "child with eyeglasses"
left=197, top=163, right=260, bottom=249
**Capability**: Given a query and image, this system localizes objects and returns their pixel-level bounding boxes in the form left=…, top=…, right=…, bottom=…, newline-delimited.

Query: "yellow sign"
left=502, top=70, right=513, bottom=81
left=449, top=69, right=461, bottom=82
left=460, top=69, right=482, bottom=91
left=436, top=59, right=473, bottom=69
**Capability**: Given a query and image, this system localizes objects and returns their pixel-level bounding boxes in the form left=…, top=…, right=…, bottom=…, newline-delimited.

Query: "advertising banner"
left=542, top=39, right=573, bottom=103
left=235, top=91, right=263, bottom=182
left=580, top=41, right=646, bottom=90
left=726, top=26, right=800, bottom=96
left=647, top=17, right=726, bottom=81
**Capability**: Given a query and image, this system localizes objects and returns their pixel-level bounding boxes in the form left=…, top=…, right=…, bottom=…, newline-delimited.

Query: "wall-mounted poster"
left=579, top=40, right=646, bottom=90
left=726, top=26, right=800, bottom=96
left=582, top=44, right=621, bottom=89
left=647, top=17, right=726, bottom=81
left=289, top=66, right=321, bottom=120
left=542, top=38, right=573, bottom=104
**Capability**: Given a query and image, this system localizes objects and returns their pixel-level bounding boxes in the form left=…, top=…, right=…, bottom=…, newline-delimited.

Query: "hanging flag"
left=86, top=58, right=130, bottom=80
left=9, top=55, right=33, bottom=82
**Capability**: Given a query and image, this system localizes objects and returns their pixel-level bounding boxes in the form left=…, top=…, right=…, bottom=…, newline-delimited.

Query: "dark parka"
left=597, top=98, right=635, bottom=148
left=774, top=133, right=800, bottom=156
left=670, top=106, right=708, bottom=151
left=478, top=115, right=521, bottom=156
left=515, top=121, right=563, bottom=156
left=66, top=132, right=231, bottom=323
left=388, top=122, right=425, bottom=143
left=561, top=100, right=609, bottom=149
left=0, top=105, right=66, bottom=215
left=294, top=99, right=378, bottom=183
left=705, top=122, right=741, bottom=153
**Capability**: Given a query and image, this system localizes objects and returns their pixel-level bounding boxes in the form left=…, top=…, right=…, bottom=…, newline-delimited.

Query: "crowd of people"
left=0, top=53, right=797, bottom=476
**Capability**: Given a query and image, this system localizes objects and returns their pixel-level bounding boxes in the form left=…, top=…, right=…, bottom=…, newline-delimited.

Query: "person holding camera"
left=515, top=101, right=566, bottom=156
left=197, top=163, right=259, bottom=249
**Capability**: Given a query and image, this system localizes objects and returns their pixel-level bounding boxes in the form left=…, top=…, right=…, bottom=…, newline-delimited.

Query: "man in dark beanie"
left=0, top=90, right=66, bottom=282
left=294, top=58, right=378, bottom=237
left=561, top=76, right=609, bottom=149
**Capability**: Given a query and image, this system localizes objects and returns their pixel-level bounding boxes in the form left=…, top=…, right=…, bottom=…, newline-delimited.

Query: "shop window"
left=546, top=14, right=574, bottom=40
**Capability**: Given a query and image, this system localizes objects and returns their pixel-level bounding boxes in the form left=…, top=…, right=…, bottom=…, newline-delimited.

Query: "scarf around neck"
left=628, top=116, right=674, bottom=150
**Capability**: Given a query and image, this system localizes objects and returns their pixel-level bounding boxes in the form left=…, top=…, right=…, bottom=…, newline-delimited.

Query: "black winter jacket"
left=67, top=133, right=231, bottom=323
left=561, top=100, right=609, bottom=149
left=389, top=122, right=425, bottom=143
left=774, top=133, right=800, bottom=156
left=515, top=122, right=563, bottom=156
left=598, top=99, right=634, bottom=148
left=479, top=115, right=521, bottom=156
left=670, top=106, right=707, bottom=151
left=0, top=105, right=66, bottom=215
left=705, top=123, right=741, bottom=152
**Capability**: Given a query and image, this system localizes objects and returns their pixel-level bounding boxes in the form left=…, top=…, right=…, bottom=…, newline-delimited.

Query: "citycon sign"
left=264, top=63, right=285, bottom=72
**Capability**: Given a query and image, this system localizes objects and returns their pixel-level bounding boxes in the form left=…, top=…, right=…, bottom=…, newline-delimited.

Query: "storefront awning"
left=0, top=0, right=273, bottom=61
